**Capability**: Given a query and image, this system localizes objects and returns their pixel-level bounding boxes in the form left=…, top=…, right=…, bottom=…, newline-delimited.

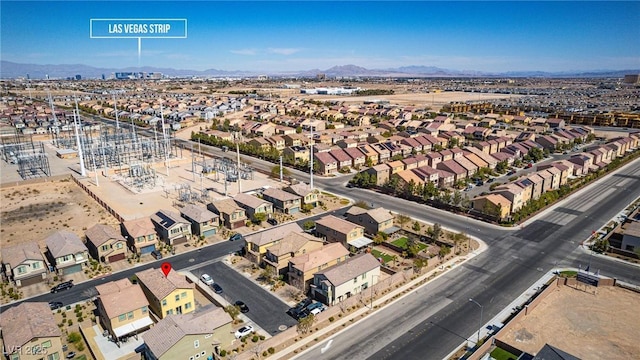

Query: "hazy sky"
left=1, top=1, right=639, bottom=72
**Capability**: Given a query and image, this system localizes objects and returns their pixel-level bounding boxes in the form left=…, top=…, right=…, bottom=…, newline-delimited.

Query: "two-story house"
left=262, top=187, right=302, bottom=214
left=314, top=215, right=372, bottom=253
left=0, top=302, right=63, bottom=360
left=95, top=278, right=153, bottom=340
left=136, top=267, right=195, bottom=319
left=85, top=224, right=128, bottom=263
left=151, top=210, right=193, bottom=246
left=262, top=232, right=324, bottom=276
left=233, top=193, right=273, bottom=221
left=207, top=198, right=247, bottom=229
left=121, top=217, right=159, bottom=255
left=44, top=230, right=89, bottom=275
left=283, top=182, right=319, bottom=209
left=244, top=223, right=304, bottom=264
left=344, top=206, right=396, bottom=237
left=288, top=243, right=350, bottom=293
left=1, top=241, right=47, bottom=287
left=311, top=253, right=381, bottom=305
left=179, top=204, right=219, bottom=238
left=141, top=307, right=234, bottom=360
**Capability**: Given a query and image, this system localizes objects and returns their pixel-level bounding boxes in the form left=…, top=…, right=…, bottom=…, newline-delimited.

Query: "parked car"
left=487, top=178, right=495, bottom=183
left=235, top=300, right=249, bottom=313
left=66, top=352, right=76, bottom=359
left=267, top=218, right=278, bottom=226
left=49, top=301, right=64, bottom=310
left=201, top=274, right=214, bottom=285
left=507, top=170, right=516, bottom=176
left=229, top=233, right=244, bottom=242
left=310, top=307, right=324, bottom=316
left=306, top=302, right=324, bottom=312
left=151, top=250, right=163, bottom=260
left=234, top=325, right=254, bottom=338
left=212, top=283, right=223, bottom=294
left=292, top=308, right=310, bottom=320
left=51, top=281, right=73, bottom=293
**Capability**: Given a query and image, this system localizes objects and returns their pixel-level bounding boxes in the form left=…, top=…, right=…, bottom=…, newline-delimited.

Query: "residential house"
left=287, top=243, right=350, bottom=293
left=263, top=232, right=324, bottom=276
left=343, top=147, right=366, bottom=169
left=244, top=223, right=304, bottom=263
left=454, top=157, right=478, bottom=178
left=180, top=204, right=219, bottom=238
left=437, top=160, right=467, bottom=183
left=494, top=183, right=527, bottom=213
left=207, top=198, right=247, bottom=229
left=525, top=173, right=544, bottom=200
left=567, top=153, right=594, bottom=176
left=233, top=193, right=273, bottom=221
left=535, top=135, right=559, bottom=151
left=121, top=217, right=159, bottom=255
left=151, top=210, right=193, bottom=246
left=437, top=169, right=456, bottom=188
left=44, top=230, right=89, bottom=275
left=358, top=144, right=379, bottom=165
left=262, top=187, right=302, bottom=214
left=136, top=267, right=195, bottom=319
left=426, top=152, right=443, bottom=168
left=513, top=178, right=534, bottom=205
left=86, top=224, right=128, bottom=263
left=95, top=279, right=153, bottom=340
left=620, top=221, right=640, bottom=253
left=283, top=182, right=319, bottom=209
left=0, top=302, right=63, bottom=360
left=472, top=194, right=512, bottom=220
left=314, top=215, right=372, bottom=253
left=537, top=169, right=554, bottom=193
left=543, top=167, right=562, bottom=190
left=314, top=151, right=338, bottom=175
left=344, top=206, right=396, bottom=237
left=1, top=241, right=47, bottom=287
left=141, top=307, right=234, bottom=360
left=311, top=253, right=381, bottom=305
left=283, top=145, right=310, bottom=164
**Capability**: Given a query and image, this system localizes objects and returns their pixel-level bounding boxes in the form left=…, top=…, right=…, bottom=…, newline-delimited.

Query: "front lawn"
left=391, top=237, right=427, bottom=252
left=371, top=249, right=394, bottom=264
left=490, top=347, right=519, bottom=360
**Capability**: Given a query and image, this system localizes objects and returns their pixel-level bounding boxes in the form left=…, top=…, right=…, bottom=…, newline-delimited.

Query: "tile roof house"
left=263, top=232, right=324, bottom=276
left=313, top=151, right=338, bottom=175
left=1, top=241, right=47, bottom=287
left=180, top=204, right=219, bottom=238
left=233, top=193, right=274, bottom=221
left=207, top=198, right=247, bottom=229
left=141, top=306, right=234, bottom=360
left=524, top=173, right=545, bottom=200
left=136, top=267, right=195, bottom=319
left=284, top=182, right=319, bottom=208
left=287, top=243, right=350, bottom=293
left=494, top=183, right=527, bottom=213
left=44, top=230, right=89, bottom=275
left=471, top=193, right=511, bottom=220
left=329, top=148, right=354, bottom=170
left=437, top=160, right=467, bottom=183
left=262, top=187, right=302, bottom=214
left=121, top=217, right=159, bottom=255
left=311, top=253, right=381, bottom=306
left=0, top=302, right=63, bottom=360
left=151, top=210, right=193, bottom=246
left=86, top=224, right=128, bottom=263
left=244, top=223, right=305, bottom=263
left=344, top=206, right=396, bottom=236
left=95, top=278, right=153, bottom=340
left=314, top=215, right=371, bottom=253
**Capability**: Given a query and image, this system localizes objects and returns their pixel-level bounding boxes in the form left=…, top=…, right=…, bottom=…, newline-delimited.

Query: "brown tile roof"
left=96, top=279, right=149, bottom=319
left=233, top=193, right=270, bottom=209
left=180, top=204, right=218, bottom=223
left=209, top=198, right=243, bottom=214
left=317, top=253, right=380, bottom=286
left=0, top=302, right=61, bottom=350
left=86, top=224, right=126, bottom=247
left=316, top=215, right=363, bottom=235
left=267, top=232, right=322, bottom=256
left=263, top=187, right=301, bottom=202
left=136, top=268, right=194, bottom=300
left=45, top=230, right=87, bottom=259
left=1, top=241, right=43, bottom=268
left=290, top=243, right=350, bottom=273
left=122, top=217, right=156, bottom=238
left=284, top=183, right=313, bottom=197
left=143, top=306, right=232, bottom=358
left=245, top=222, right=303, bottom=246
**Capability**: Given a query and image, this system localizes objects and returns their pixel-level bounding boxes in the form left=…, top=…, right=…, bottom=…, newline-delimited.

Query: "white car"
left=200, top=274, right=214, bottom=285
left=310, top=306, right=325, bottom=316
left=234, top=325, right=254, bottom=339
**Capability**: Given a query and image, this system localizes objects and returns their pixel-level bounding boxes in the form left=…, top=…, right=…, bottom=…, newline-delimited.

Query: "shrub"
left=67, top=332, right=82, bottom=343
left=219, top=350, right=227, bottom=357
left=67, top=319, right=73, bottom=326
left=251, top=335, right=259, bottom=343
left=263, top=351, right=268, bottom=357
left=328, top=316, right=335, bottom=322
left=268, top=347, right=275, bottom=354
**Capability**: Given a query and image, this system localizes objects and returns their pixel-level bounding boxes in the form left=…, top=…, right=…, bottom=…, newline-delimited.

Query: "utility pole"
left=73, top=94, right=86, bottom=177
left=310, top=127, right=314, bottom=189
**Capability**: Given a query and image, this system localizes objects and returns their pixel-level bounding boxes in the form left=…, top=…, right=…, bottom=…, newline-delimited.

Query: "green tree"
left=224, top=305, right=240, bottom=321
left=252, top=212, right=267, bottom=224
left=413, top=258, right=428, bottom=274
left=297, top=314, right=316, bottom=334
left=412, top=221, right=421, bottom=232
left=396, top=214, right=411, bottom=229
left=303, top=220, right=315, bottom=230
left=438, top=245, right=451, bottom=259
left=430, top=223, right=442, bottom=240
left=452, top=190, right=463, bottom=207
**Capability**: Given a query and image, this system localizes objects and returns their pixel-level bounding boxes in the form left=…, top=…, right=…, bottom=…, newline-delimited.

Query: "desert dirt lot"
left=0, top=178, right=120, bottom=247
left=496, top=284, right=640, bottom=359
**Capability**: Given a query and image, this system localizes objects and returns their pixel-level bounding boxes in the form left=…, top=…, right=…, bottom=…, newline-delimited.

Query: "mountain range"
left=1, top=60, right=637, bottom=80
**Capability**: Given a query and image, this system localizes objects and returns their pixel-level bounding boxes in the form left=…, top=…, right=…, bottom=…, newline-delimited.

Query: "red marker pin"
left=161, top=262, right=172, bottom=277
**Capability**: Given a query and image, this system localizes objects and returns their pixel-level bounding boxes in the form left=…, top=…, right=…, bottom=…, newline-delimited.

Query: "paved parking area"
left=192, top=261, right=298, bottom=336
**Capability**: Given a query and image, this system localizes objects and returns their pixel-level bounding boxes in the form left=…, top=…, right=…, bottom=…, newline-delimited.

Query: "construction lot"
left=495, top=284, right=640, bottom=359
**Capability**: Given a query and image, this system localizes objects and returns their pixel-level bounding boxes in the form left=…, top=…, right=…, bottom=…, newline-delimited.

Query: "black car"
left=49, top=301, right=64, bottom=310
left=50, top=281, right=73, bottom=293
left=288, top=298, right=312, bottom=317
left=267, top=218, right=278, bottom=226
left=290, top=307, right=310, bottom=320
left=229, top=233, right=244, bottom=242
left=151, top=250, right=163, bottom=260
left=235, top=300, right=249, bottom=313
left=212, top=283, right=223, bottom=294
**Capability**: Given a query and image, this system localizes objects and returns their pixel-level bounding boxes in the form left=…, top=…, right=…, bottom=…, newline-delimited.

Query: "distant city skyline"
left=1, top=1, right=639, bottom=73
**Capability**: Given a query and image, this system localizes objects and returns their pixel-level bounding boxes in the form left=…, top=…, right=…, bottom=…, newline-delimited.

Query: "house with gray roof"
left=121, top=217, right=158, bottom=255
left=151, top=209, right=192, bottom=246
left=311, top=253, right=381, bottom=305
left=45, top=230, right=88, bottom=275
left=86, top=224, right=128, bottom=263
left=233, top=193, right=273, bottom=220
left=1, top=241, right=47, bottom=287
left=262, top=187, right=302, bottom=214
left=180, top=204, right=219, bottom=238
left=208, top=198, right=247, bottom=229
left=0, top=302, right=63, bottom=359
left=284, top=182, right=319, bottom=209
left=345, top=206, right=397, bottom=236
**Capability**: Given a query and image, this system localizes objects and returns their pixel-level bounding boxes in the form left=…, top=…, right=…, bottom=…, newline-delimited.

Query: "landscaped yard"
left=391, top=237, right=427, bottom=251
left=490, top=347, right=519, bottom=360
left=371, top=249, right=394, bottom=264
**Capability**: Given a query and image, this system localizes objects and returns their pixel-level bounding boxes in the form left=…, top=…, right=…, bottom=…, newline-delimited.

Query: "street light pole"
left=469, top=298, right=483, bottom=346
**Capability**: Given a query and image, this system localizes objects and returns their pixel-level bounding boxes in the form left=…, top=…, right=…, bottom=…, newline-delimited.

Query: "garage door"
left=17, top=275, right=44, bottom=287
left=172, top=236, right=188, bottom=245
left=62, top=264, right=83, bottom=275
left=140, top=245, right=155, bottom=254
left=108, top=253, right=126, bottom=262
left=203, top=229, right=216, bottom=237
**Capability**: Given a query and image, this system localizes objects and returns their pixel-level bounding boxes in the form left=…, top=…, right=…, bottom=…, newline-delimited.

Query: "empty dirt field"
left=496, top=284, right=640, bottom=359
left=0, top=178, right=119, bottom=248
